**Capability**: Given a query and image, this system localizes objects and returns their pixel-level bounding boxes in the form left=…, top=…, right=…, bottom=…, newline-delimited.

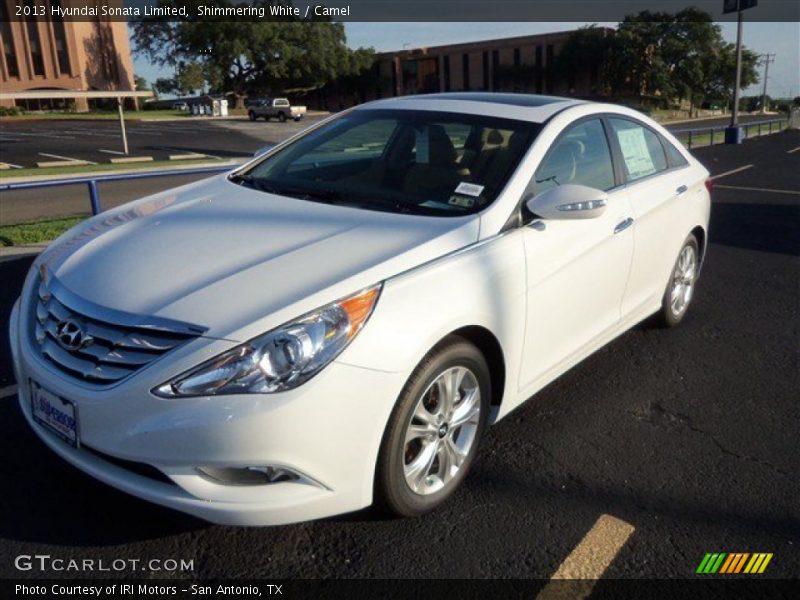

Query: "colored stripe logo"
left=696, top=553, right=773, bottom=574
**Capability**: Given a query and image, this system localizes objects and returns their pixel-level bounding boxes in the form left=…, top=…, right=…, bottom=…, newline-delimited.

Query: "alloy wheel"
left=402, top=366, right=481, bottom=495
left=670, top=244, right=697, bottom=317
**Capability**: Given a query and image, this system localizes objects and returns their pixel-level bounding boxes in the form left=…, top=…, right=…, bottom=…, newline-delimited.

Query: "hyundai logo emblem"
left=55, top=318, right=92, bottom=352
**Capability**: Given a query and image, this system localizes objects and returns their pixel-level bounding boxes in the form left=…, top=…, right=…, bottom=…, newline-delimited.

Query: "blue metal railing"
left=0, top=165, right=238, bottom=216
left=671, top=117, right=789, bottom=149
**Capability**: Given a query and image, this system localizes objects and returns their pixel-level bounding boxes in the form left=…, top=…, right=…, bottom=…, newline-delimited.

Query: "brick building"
left=0, top=0, right=135, bottom=111
left=307, top=28, right=613, bottom=111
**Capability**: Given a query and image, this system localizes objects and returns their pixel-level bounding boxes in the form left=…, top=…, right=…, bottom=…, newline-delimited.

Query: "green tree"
left=131, top=1, right=375, bottom=97
left=599, top=8, right=759, bottom=116
left=153, top=77, right=178, bottom=96
left=555, top=25, right=612, bottom=95
left=176, top=62, right=206, bottom=95
left=134, top=74, right=149, bottom=91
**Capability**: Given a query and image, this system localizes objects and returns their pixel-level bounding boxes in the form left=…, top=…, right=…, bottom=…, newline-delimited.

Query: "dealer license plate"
left=30, top=381, right=79, bottom=447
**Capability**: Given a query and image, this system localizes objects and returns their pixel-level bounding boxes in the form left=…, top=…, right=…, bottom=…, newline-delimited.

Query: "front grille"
left=32, top=277, right=200, bottom=384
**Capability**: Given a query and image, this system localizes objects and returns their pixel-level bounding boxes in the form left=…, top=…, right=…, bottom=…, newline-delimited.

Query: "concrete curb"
left=0, top=243, right=48, bottom=261
left=35, top=159, right=92, bottom=168
left=109, top=156, right=154, bottom=164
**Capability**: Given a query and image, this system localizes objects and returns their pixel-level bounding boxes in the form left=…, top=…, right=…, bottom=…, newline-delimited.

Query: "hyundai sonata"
left=9, top=93, right=710, bottom=525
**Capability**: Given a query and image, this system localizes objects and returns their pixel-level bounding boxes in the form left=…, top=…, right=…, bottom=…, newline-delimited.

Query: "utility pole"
left=760, top=53, right=776, bottom=113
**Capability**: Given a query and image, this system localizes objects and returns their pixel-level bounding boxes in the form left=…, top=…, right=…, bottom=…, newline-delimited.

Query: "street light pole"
left=730, top=8, right=744, bottom=127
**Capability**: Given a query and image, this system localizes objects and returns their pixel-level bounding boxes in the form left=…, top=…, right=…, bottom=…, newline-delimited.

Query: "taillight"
left=705, top=178, right=714, bottom=194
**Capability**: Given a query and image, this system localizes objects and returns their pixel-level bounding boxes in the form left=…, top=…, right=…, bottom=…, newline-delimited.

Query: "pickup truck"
left=247, top=98, right=306, bottom=122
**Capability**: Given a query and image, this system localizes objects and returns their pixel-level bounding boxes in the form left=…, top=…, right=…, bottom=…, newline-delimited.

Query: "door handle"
left=675, top=184, right=688, bottom=196
left=614, top=217, right=634, bottom=234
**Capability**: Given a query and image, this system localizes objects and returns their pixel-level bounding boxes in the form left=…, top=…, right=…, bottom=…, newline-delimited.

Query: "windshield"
left=235, top=109, right=540, bottom=216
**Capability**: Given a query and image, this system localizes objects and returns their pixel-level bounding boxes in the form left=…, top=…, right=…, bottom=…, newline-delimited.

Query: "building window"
left=24, top=0, right=45, bottom=76
left=482, top=51, right=488, bottom=91
left=0, top=3, right=19, bottom=77
left=535, top=46, right=543, bottom=94
left=51, top=0, right=71, bottom=75
left=513, top=48, right=521, bottom=68
left=443, top=55, right=450, bottom=92
left=462, top=53, right=469, bottom=90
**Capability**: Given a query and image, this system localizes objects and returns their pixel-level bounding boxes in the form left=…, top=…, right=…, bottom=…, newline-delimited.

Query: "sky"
left=133, top=21, right=800, bottom=98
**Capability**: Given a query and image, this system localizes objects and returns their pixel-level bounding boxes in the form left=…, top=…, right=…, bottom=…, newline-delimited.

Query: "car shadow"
left=709, top=201, right=800, bottom=257
left=0, top=399, right=205, bottom=545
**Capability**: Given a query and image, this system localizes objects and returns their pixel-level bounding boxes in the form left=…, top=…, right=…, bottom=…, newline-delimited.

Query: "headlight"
left=154, top=284, right=381, bottom=397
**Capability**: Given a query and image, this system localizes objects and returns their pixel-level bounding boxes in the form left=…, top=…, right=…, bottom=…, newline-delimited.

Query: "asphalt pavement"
left=0, top=112, right=771, bottom=170
left=0, top=116, right=322, bottom=168
left=0, top=131, right=797, bottom=582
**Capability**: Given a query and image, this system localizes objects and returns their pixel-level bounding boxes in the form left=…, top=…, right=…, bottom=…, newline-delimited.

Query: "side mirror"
left=524, top=184, right=608, bottom=220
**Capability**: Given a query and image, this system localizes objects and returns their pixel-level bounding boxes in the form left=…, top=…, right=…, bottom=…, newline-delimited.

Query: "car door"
left=517, top=117, right=634, bottom=390
left=606, top=117, right=693, bottom=317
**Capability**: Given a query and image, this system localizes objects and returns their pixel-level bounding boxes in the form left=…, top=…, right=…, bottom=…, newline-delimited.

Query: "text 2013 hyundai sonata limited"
left=9, top=94, right=710, bottom=525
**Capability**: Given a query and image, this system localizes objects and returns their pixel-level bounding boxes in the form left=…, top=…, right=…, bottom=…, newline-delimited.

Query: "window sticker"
left=616, top=127, right=656, bottom=180
left=454, top=182, right=485, bottom=197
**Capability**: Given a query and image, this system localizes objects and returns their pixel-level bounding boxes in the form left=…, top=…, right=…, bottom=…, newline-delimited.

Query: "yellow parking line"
left=536, top=514, right=634, bottom=600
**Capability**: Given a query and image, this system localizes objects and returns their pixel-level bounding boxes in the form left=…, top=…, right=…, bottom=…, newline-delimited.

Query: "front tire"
left=376, top=336, right=490, bottom=517
left=248, top=110, right=256, bottom=121
left=657, top=234, right=700, bottom=327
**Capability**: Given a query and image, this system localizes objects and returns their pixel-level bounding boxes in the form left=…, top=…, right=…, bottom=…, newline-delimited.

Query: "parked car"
left=9, top=93, right=710, bottom=526
left=172, top=102, right=189, bottom=111
left=248, top=97, right=306, bottom=122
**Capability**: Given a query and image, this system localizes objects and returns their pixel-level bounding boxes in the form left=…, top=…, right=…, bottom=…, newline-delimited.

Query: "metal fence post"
left=88, top=180, right=101, bottom=215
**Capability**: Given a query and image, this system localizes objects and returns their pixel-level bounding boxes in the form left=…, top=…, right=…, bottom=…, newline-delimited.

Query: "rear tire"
left=277, top=112, right=287, bottom=123
left=376, top=336, right=490, bottom=517
left=656, top=234, right=699, bottom=327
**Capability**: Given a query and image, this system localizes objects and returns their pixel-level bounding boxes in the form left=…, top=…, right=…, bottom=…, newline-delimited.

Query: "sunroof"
left=411, top=93, right=576, bottom=107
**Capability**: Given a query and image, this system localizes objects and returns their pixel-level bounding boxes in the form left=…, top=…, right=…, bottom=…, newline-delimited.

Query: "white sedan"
left=9, top=93, right=710, bottom=525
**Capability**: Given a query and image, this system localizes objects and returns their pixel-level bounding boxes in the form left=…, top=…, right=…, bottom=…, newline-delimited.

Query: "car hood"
left=39, top=176, right=479, bottom=340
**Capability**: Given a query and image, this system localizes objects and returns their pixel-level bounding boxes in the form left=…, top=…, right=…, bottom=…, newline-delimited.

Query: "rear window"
left=274, top=99, right=290, bottom=107
left=662, top=136, right=689, bottom=168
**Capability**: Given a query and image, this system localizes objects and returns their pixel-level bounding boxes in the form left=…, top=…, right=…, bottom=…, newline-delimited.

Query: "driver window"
left=533, top=119, right=615, bottom=194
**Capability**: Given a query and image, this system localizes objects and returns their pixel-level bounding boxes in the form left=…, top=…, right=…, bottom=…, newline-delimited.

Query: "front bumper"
left=9, top=298, right=405, bottom=526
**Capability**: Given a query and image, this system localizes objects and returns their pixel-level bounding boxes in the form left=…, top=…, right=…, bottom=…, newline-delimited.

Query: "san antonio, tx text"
left=46, top=3, right=351, bottom=18
left=16, top=583, right=278, bottom=596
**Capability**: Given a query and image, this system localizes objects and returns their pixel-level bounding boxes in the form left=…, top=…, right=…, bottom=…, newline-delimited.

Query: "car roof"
left=356, top=93, right=586, bottom=123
